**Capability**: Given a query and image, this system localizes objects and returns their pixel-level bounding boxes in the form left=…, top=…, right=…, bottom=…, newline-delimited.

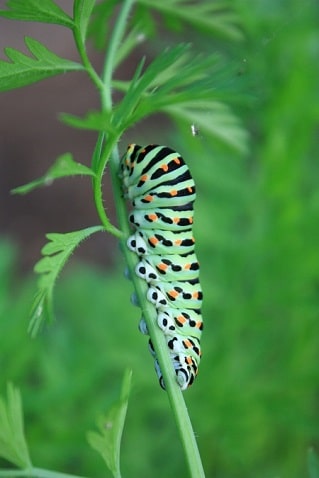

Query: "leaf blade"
left=0, top=383, right=32, bottom=469
left=87, top=370, right=132, bottom=477
left=0, top=37, right=84, bottom=92
left=137, top=0, right=243, bottom=41
left=29, top=226, right=105, bottom=337
left=60, top=111, right=114, bottom=133
left=73, top=0, right=96, bottom=42
left=164, top=102, right=249, bottom=154
left=12, top=153, right=95, bottom=195
left=0, top=0, right=73, bottom=27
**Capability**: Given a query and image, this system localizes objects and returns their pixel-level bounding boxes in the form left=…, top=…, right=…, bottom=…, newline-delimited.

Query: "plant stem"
left=72, top=24, right=104, bottom=94
left=95, top=0, right=206, bottom=476
left=91, top=132, right=123, bottom=238
left=108, top=146, right=206, bottom=478
left=90, top=0, right=135, bottom=237
left=101, top=0, right=135, bottom=110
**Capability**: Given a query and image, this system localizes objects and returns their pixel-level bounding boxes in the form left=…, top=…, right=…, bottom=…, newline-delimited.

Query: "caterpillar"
left=120, top=144, right=203, bottom=390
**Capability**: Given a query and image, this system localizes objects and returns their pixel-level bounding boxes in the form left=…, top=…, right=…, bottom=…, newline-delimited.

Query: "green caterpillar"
left=121, top=144, right=203, bottom=390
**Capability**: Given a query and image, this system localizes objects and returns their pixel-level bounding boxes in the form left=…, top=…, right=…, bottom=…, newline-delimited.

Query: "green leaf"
left=91, top=132, right=105, bottom=175
left=0, top=36, right=84, bottom=92
left=60, top=111, right=115, bottom=133
left=89, top=2, right=147, bottom=61
left=12, top=153, right=95, bottom=195
left=73, top=0, right=96, bottom=42
left=87, top=369, right=132, bottom=478
left=137, top=0, right=243, bottom=41
left=0, top=383, right=32, bottom=469
left=165, top=101, right=249, bottom=154
left=110, top=44, right=247, bottom=152
left=0, top=0, right=73, bottom=27
left=113, top=23, right=148, bottom=70
left=29, top=226, right=105, bottom=337
left=88, top=0, right=122, bottom=50
left=112, top=44, right=189, bottom=128
left=308, top=449, right=319, bottom=478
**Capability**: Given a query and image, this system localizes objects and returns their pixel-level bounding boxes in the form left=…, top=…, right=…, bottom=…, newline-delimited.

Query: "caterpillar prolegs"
left=120, top=144, right=203, bottom=390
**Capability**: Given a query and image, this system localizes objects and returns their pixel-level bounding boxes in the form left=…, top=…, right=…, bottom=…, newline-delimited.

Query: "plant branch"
left=91, top=0, right=206, bottom=476
left=90, top=0, right=135, bottom=235
left=101, top=0, right=135, bottom=110
left=72, top=19, right=104, bottom=94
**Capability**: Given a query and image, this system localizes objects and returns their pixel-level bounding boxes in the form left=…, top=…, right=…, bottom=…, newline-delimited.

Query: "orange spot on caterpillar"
left=140, top=174, right=148, bottom=182
left=184, top=263, right=191, bottom=270
left=174, top=239, right=182, bottom=245
left=173, top=157, right=181, bottom=164
left=168, top=289, right=179, bottom=299
left=149, top=236, right=159, bottom=246
left=176, top=315, right=187, bottom=325
left=192, top=291, right=199, bottom=299
left=144, top=194, right=153, bottom=202
left=188, top=186, right=193, bottom=193
left=148, top=213, right=158, bottom=222
left=186, top=356, right=193, bottom=365
left=183, top=339, right=192, bottom=349
left=157, top=263, right=168, bottom=272
left=160, top=163, right=169, bottom=171
left=173, top=217, right=179, bottom=223
left=170, top=190, right=178, bottom=196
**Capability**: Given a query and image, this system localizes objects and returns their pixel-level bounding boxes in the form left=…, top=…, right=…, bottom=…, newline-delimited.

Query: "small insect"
left=120, top=144, right=203, bottom=391
left=191, top=123, right=200, bottom=136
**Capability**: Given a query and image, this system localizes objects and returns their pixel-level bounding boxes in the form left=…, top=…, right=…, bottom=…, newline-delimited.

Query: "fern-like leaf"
left=0, top=37, right=84, bottom=92
left=29, top=226, right=105, bottom=337
left=73, top=0, right=96, bottom=42
left=87, top=370, right=132, bottom=478
left=11, top=153, right=95, bottom=195
left=0, top=383, right=32, bottom=469
left=137, top=0, right=243, bottom=40
left=0, top=0, right=73, bottom=27
left=164, top=101, right=249, bottom=154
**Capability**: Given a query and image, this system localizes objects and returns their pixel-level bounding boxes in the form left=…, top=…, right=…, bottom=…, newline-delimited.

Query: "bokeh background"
left=1, top=1, right=319, bottom=477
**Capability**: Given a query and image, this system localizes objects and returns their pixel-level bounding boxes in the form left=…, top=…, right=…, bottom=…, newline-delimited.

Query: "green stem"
left=101, top=0, right=135, bottom=110
left=93, top=0, right=205, bottom=476
left=92, top=133, right=123, bottom=238
left=109, top=147, right=206, bottom=478
left=90, top=0, right=135, bottom=236
left=72, top=21, right=104, bottom=95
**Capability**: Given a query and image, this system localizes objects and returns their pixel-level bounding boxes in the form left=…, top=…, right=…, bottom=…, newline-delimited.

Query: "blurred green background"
left=1, top=1, right=319, bottom=477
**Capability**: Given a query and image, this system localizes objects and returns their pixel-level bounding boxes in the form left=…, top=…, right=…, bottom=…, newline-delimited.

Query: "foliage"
left=0, top=383, right=31, bottom=469
left=28, top=227, right=105, bottom=337
left=0, top=0, right=319, bottom=477
left=87, top=370, right=132, bottom=478
left=0, top=37, right=83, bottom=92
